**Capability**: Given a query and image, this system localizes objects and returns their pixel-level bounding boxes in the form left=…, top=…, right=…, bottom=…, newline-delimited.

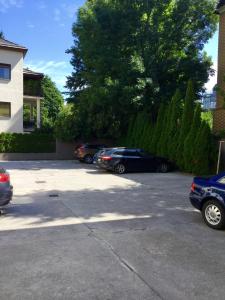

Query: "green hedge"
left=123, top=81, right=218, bottom=176
left=0, top=133, right=56, bottom=153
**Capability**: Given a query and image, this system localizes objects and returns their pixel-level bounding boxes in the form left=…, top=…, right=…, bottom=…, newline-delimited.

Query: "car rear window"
left=112, top=150, right=137, bottom=156
left=104, top=149, right=115, bottom=155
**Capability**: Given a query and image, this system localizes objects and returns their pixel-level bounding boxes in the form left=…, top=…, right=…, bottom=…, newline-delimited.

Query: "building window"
left=0, top=64, right=11, bottom=80
left=0, top=102, right=11, bottom=118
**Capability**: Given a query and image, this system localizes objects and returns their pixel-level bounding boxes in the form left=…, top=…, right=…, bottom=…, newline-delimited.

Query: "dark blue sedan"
left=190, top=172, right=225, bottom=229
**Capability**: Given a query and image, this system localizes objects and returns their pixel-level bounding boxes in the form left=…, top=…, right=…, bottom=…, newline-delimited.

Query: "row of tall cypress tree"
left=124, top=80, right=217, bottom=175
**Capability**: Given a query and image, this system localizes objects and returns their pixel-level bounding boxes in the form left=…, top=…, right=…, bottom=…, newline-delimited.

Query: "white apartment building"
left=0, top=37, right=43, bottom=133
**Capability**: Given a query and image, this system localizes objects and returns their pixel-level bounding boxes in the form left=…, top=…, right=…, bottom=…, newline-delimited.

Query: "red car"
left=75, top=144, right=107, bottom=164
left=0, top=167, right=13, bottom=209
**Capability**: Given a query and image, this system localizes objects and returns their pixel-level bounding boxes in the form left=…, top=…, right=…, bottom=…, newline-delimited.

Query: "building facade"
left=213, top=0, right=225, bottom=131
left=201, top=92, right=216, bottom=110
left=0, top=38, right=43, bottom=133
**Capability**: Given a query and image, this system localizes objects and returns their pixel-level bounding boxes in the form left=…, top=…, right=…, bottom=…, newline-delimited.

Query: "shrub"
left=177, top=80, right=195, bottom=168
left=150, top=104, right=166, bottom=154
left=0, top=133, right=55, bottom=153
left=192, top=122, right=211, bottom=175
left=183, top=104, right=201, bottom=172
left=157, top=104, right=170, bottom=157
left=123, top=80, right=217, bottom=176
left=167, top=89, right=183, bottom=161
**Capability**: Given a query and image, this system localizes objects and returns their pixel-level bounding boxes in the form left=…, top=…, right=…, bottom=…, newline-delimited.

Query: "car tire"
left=157, top=162, right=169, bottom=173
left=202, top=199, right=225, bottom=230
left=114, top=163, right=126, bottom=174
left=84, top=155, right=93, bottom=164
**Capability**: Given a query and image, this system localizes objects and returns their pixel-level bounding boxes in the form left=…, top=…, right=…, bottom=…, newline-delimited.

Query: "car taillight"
left=102, top=156, right=112, bottom=161
left=191, top=183, right=195, bottom=192
left=0, top=173, right=9, bottom=183
left=79, top=146, right=85, bottom=152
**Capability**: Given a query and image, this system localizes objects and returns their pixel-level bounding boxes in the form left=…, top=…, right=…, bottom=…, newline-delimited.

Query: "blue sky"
left=0, top=0, right=218, bottom=93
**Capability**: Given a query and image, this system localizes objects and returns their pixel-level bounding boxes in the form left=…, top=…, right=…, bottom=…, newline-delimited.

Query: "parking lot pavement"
left=0, top=161, right=225, bottom=299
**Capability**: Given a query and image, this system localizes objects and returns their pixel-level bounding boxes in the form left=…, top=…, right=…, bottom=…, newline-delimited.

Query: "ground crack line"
left=60, top=200, right=164, bottom=299
left=91, top=232, right=165, bottom=300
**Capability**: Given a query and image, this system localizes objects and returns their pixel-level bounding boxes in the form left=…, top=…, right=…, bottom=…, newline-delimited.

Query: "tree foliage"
left=66, top=0, right=217, bottom=139
left=123, top=81, right=218, bottom=175
left=41, top=76, right=64, bottom=131
left=150, top=104, right=166, bottom=154
left=183, top=104, right=202, bottom=172
left=54, top=104, right=80, bottom=141
left=192, top=122, right=211, bottom=175
left=167, top=89, right=183, bottom=161
left=177, top=80, right=195, bottom=168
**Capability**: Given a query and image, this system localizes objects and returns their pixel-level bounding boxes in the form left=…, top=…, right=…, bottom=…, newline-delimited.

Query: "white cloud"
left=25, top=60, right=72, bottom=92
left=0, top=0, right=23, bottom=13
left=27, top=22, right=35, bottom=29
left=205, top=60, right=217, bottom=92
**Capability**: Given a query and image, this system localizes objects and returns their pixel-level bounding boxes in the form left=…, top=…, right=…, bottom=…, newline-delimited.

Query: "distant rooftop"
left=23, top=68, right=44, bottom=79
left=0, top=37, right=27, bottom=56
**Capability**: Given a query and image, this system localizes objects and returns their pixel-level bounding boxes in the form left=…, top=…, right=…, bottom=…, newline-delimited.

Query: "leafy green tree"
left=54, top=104, right=79, bottom=142
left=66, top=0, right=217, bottom=139
left=192, top=122, right=211, bottom=175
left=41, top=76, right=64, bottom=131
left=201, top=110, right=213, bottom=128
left=183, top=104, right=201, bottom=172
left=177, top=80, right=195, bottom=168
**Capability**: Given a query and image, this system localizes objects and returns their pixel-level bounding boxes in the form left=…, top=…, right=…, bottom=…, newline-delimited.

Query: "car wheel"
left=202, top=200, right=225, bottom=230
left=84, top=155, right=93, bottom=164
left=114, top=163, right=126, bottom=174
left=157, top=163, right=169, bottom=173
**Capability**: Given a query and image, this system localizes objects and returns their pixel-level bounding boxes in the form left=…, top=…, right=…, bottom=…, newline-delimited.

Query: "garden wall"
left=0, top=138, right=114, bottom=161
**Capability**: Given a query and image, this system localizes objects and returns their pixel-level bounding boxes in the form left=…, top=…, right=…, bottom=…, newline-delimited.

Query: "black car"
left=0, top=167, right=13, bottom=209
left=96, top=148, right=171, bottom=174
left=93, top=147, right=125, bottom=164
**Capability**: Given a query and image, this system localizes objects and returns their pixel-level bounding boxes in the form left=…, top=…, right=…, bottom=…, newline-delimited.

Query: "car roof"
left=112, top=148, right=143, bottom=151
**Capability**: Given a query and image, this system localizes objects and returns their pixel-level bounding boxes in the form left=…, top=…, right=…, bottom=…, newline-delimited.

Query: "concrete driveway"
left=0, top=160, right=224, bottom=300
